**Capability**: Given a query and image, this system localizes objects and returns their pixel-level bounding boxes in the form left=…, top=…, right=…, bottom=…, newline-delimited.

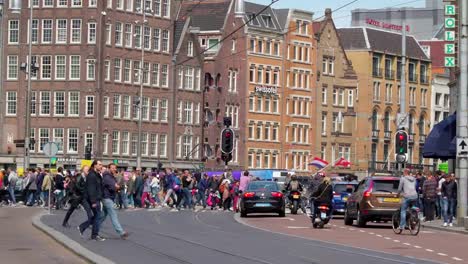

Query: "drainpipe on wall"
left=0, top=3, right=5, bottom=156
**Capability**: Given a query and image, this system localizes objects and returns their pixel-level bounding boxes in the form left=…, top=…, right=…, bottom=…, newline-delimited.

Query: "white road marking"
left=403, top=243, right=411, bottom=246
left=452, top=257, right=463, bottom=261
left=425, top=249, right=434, bottom=252
left=349, top=228, right=356, bottom=231
left=340, top=226, right=345, bottom=229
left=376, top=234, right=383, bottom=237
left=437, top=253, right=448, bottom=257
left=421, top=231, right=435, bottom=234
left=369, top=232, right=375, bottom=235
left=359, top=230, right=365, bottom=233
left=414, top=246, right=422, bottom=249
left=393, top=240, right=400, bottom=243
left=287, top=226, right=309, bottom=229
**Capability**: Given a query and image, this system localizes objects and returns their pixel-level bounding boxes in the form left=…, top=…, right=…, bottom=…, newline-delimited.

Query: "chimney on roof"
left=325, top=8, right=332, bottom=19
left=235, top=0, right=245, bottom=18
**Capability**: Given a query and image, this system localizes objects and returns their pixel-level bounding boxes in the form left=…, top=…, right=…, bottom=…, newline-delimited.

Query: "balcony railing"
left=372, top=67, right=383, bottom=78
left=420, top=75, right=429, bottom=84
left=409, top=73, right=419, bottom=83
left=372, top=130, right=380, bottom=141
left=385, top=69, right=395, bottom=80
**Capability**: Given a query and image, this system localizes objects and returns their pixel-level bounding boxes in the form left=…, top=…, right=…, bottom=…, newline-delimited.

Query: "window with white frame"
left=86, top=96, right=94, bottom=116
left=126, top=0, right=133, bottom=11
left=321, top=113, right=327, bottom=135
left=161, top=64, right=168, bottom=87
left=40, top=91, right=51, bottom=115
left=66, top=128, right=78, bottom=153
left=72, top=0, right=82, bottom=7
left=143, top=62, right=150, bottom=85
left=121, top=131, right=129, bottom=155
left=30, top=19, right=39, bottom=44
left=7, top=56, right=18, bottom=80
left=185, top=67, right=194, bottom=90
left=188, top=41, right=194, bottom=57
left=70, top=55, right=80, bottom=80
left=115, top=22, right=123, bottom=46
left=159, top=134, right=167, bottom=157
left=162, top=30, right=169, bottom=52
left=338, top=89, right=344, bottom=106
left=56, top=19, right=67, bottom=43
left=104, top=60, right=110, bottom=81
left=151, top=63, right=159, bottom=86
left=71, top=19, right=82, bottom=43
left=151, top=99, right=159, bottom=121
left=142, top=97, right=149, bottom=120
left=113, top=58, right=122, bottom=82
left=131, top=133, right=138, bottom=156
left=39, top=128, right=50, bottom=152
left=106, top=23, right=111, bottom=45
left=116, top=0, right=123, bottom=9
left=53, top=128, right=64, bottom=152
left=8, top=20, right=19, bottom=44
left=153, top=28, right=160, bottom=51
left=113, top=95, right=121, bottom=118
left=102, top=133, right=109, bottom=155
left=68, top=91, right=79, bottom=116
left=228, top=70, right=237, bottom=93
left=41, top=55, right=52, bottom=79
left=107, top=0, right=112, bottom=8
left=112, top=131, right=120, bottom=154
left=183, top=101, right=193, bottom=124
left=134, top=25, right=141, bottom=48
left=141, top=133, right=148, bottom=156
left=160, top=99, right=168, bottom=121
left=182, top=135, right=192, bottom=159
left=87, top=59, right=95, bottom=80
left=88, top=22, right=97, bottom=44
left=162, top=0, right=169, bottom=17
left=42, top=19, right=53, bottom=43
left=89, top=0, right=97, bottom=7
left=144, top=26, right=151, bottom=50
left=133, top=61, right=141, bottom=84
left=84, top=133, right=94, bottom=154
left=348, top=89, right=354, bottom=107
left=373, top=81, right=381, bottom=101
left=54, top=91, right=65, bottom=116
left=58, top=0, right=68, bottom=7
left=29, top=129, right=36, bottom=152
left=55, top=55, right=66, bottom=79
left=103, top=96, right=109, bottom=118
left=6, top=91, right=17, bottom=116
left=43, top=0, right=53, bottom=7
left=124, top=59, right=131, bottom=83
left=30, top=91, right=37, bottom=115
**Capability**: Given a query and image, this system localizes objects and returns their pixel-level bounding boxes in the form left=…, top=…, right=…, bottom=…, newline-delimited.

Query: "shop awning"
left=423, top=113, right=457, bottom=159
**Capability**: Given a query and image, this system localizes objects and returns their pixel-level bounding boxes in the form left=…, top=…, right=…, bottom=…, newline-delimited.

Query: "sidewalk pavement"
left=421, top=218, right=468, bottom=235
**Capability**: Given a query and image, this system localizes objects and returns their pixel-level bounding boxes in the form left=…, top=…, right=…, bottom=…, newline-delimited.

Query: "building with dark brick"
left=0, top=0, right=204, bottom=171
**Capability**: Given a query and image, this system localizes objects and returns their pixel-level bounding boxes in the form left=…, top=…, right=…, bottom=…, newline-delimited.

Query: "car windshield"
left=373, top=180, right=400, bottom=193
left=247, top=182, right=279, bottom=192
left=334, top=184, right=357, bottom=193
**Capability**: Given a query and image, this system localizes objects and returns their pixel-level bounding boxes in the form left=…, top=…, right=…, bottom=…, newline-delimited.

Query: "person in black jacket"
left=310, top=176, right=333, bottom=221
left=78, top=160, right=105, bottom=241
left=62, top=166, right=89, bottom=227
left=54, top=167, right=65, bottom=210
left=441, top=173, right=457, bottom=227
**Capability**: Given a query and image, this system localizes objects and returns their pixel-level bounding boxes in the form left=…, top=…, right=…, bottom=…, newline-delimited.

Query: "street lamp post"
left=24, top=2, right=34, bottom=170
left=136, top=4, right=148, bottom=169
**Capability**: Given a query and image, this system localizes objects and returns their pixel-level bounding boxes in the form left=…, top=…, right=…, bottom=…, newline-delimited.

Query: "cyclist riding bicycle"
left=397, top=168, right=418, bottom=231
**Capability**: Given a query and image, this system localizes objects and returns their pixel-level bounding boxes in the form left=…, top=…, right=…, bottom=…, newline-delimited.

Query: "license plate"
left=255, top=203, right=271, bottom=207
left=383, top=198, right=401, bottom=203
left=293, top=195, right=300, bottom=199
left=343, top=197, right=348, bottom=201
left=321, top=212, right=327, bottom=218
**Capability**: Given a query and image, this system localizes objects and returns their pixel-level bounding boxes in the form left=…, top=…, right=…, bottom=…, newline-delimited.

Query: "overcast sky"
left=250, top=0, right=426, bottom=27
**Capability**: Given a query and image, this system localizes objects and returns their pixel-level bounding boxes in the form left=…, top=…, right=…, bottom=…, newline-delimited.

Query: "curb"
left=422, top=224, right=468, bottom=235
left=32, top=212, right=116, bottom=264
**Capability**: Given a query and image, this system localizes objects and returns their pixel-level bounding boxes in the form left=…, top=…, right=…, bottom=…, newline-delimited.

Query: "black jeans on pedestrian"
left=78, top=200, right=101, bottom=238
left=223, top=197, right=231, bottom=210
left=424, top=197, right=436, bottom=221
left=63, top=199, right=82, bottom=226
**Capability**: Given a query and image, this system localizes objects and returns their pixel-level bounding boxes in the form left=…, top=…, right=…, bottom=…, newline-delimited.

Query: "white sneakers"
left=443, top=222, right=454, bottom=227
left=449, top=223, right=453, bottom=227
left=443, top=222, right=448, bottom=227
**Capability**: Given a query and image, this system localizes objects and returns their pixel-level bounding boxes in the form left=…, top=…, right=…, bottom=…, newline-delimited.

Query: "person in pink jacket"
left=239, top=171, right=251, bottom=192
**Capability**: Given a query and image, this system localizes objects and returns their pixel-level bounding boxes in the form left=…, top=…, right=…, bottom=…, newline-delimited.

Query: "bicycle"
left=392, top=201, right=421, bottom=236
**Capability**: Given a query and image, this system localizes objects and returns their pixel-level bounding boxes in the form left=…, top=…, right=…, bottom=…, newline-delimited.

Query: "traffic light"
left=220, top=128, right=235, bottom=154
left=85, top=144, right=92, bottom=160
left=395, top=130, right=408, bottom=154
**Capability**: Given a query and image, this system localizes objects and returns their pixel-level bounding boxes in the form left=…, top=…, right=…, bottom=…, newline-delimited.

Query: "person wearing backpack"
left=62, top=166, right=89, bottom=227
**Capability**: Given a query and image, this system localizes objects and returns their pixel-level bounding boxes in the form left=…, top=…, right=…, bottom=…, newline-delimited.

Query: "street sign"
left=457, top=138, right=468, bottom=158
left=396, top=113, right=408, bottom=129
left=43, top=142, right=59, bottom=157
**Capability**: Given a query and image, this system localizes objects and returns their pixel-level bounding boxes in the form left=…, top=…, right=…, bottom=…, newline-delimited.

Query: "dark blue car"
left=332, top=182, right=357, bottom=214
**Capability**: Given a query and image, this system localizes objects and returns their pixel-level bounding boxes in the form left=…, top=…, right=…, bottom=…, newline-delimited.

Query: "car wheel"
left=357, top=209, right=367, bottom=227
left=278, top=210, right=286, bottom=217
left=344, top=208, right=353, bottom=226
left=240, top=210, right=247, bottom=218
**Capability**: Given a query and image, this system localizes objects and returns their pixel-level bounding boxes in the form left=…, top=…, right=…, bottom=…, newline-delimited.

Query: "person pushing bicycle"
left=397, top=168, right=418, bottom=231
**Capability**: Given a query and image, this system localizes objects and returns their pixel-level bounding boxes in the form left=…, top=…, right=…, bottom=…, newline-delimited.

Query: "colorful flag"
left=308, top=157, right=329, bottom=169
left=335, top=157, right=352, bottom=168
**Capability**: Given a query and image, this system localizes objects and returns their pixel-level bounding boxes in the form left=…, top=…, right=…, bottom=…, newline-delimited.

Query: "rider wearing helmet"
left=310, top=176, right=333, bottom=220
left=285, top=175, right=303, bottom=193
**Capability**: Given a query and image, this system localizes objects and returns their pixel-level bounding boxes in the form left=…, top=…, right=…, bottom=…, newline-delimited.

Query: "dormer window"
left=247, top=13, right=259, bottom=26
left=262, top=15, right=273, bottom=28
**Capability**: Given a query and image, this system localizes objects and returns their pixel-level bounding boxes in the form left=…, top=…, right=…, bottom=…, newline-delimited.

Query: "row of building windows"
left=106, top=0, right=171, bottom=18
left=320, top=144, right=352, bottom=163
left=286, top=97, right=311, bottom=117
left=285, top=124, right=310, bottom=144
left=23, top=0, right=95, bottom=8
left=249, top=65, right=280, bottom=86
left=372, top=55, right=429, bottom=84
left=225, top=104, right=239, bottom=129
left=176, top=101, right=201, bottom=125
left=249, top=38, right=281, bottom=57
left=5, top=91, right=90, bottom=117
left=109, top=22, right=170, bottom=53
left=28, top=127, right=87, bottom=154
left=7, top=55, right=91, bottom=81
left=104, top=60, right=171, bottom=88
left=248, top=150, right=279, bottom=170
left=288, top=43, right=312, bottom=63
left=107, top=131, right=168, bottom=158
left=248, top=122, right=279, bottom=142
left=372, top=81, right=428, bottom=107
left=175, top=135, right=200, bottom=160
left=110, top=95, right=169, bottom=123
left=321, top=112, right=346, bottom=135
left=248, top=95, right=280, bottom=114
left=177, top=66, right=202, bottom=91
left=321, top=87, right=354, bottom=107
left=8, top=19, right=95, bottom=45
left=287, top=69, right=312, bottom=90
left=284, top=152, right=310, bottom=172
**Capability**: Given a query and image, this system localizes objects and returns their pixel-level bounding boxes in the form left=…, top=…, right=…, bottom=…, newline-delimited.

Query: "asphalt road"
left=243, top=212, right=467, bottom=264
left=0, top=207, right=86, bottom=264
left=42, top=208, right=440, bottom=264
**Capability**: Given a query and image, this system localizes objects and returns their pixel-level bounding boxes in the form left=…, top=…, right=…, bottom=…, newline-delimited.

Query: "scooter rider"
left=310, top=176, right=333, bottom=222
left=285, top=175, right=303, bottom=193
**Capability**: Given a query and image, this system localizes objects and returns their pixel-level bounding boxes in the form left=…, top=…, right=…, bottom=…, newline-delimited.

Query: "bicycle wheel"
left=392, top=210, right=402, bottom=234
left=409, top=212, right=421, bottom=236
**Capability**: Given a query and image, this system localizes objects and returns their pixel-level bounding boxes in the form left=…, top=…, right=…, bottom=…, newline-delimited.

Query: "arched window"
left=372, top=110, right=378, bottom=131
left=384, top=111, right=390, bottom=132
